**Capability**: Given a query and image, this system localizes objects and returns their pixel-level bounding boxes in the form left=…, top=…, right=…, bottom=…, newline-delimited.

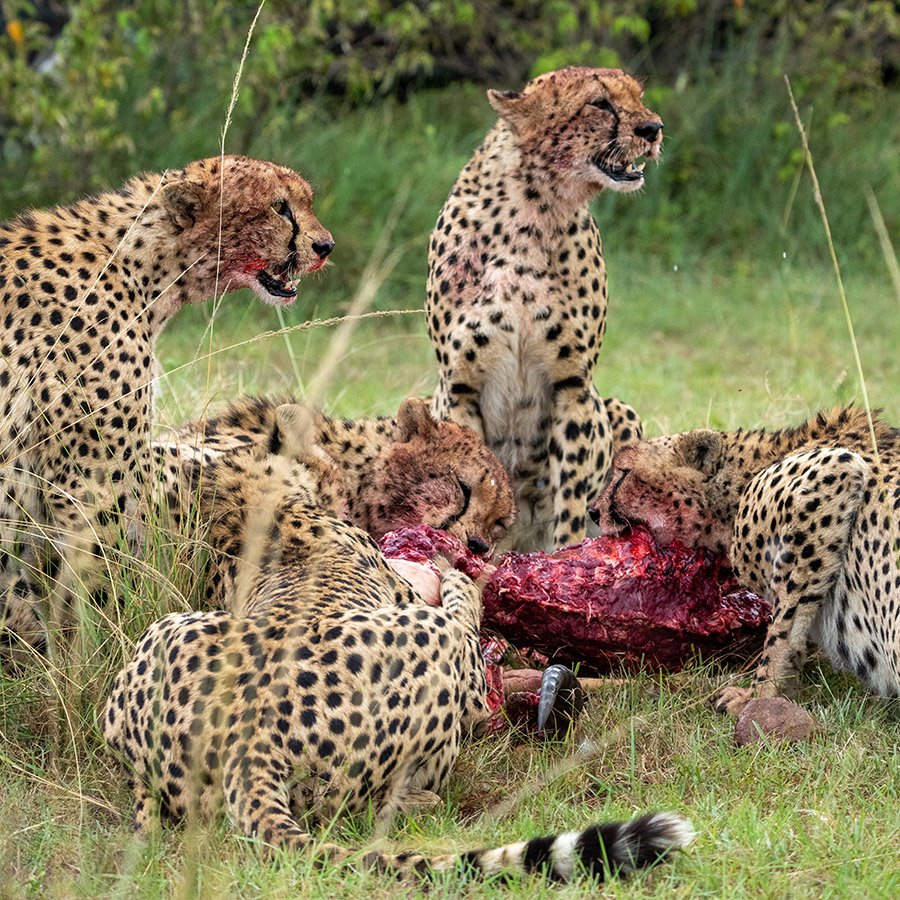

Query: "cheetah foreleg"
left=714, top=448, right=868, bottom=716
left=548, top=383, right=611, bottom=548
left=602, top=396, right=643, bottom=454
left=430, top=376, right=486, bottom=440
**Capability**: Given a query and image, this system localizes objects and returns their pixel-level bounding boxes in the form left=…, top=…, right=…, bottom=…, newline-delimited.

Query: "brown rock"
left=734, top=697, right=820, bottom=746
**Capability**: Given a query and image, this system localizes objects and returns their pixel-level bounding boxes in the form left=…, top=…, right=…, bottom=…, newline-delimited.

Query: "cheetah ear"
left=272, top=403, right=316, bottom=459
left=160, top=178, right=206, bottom=230
left=676, top=430, right=724, bottom=476
left=395, top=397, right=438, bottom=443
left=487, top=88, right=536, bottom=132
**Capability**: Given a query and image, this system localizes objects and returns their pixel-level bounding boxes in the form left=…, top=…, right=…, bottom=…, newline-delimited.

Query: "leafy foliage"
left=0, top=1, right=897, bottom=267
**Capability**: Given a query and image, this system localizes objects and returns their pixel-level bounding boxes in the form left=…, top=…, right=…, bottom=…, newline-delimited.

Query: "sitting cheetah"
left=591, top=408, right=900, bottom=713
left=426, top=66, right=658, bottom=550
left=0, top=155, right=333, bottom=657
left=104, top=443, right=693, bottom=880
left=156, top=394, right=515, bottom=556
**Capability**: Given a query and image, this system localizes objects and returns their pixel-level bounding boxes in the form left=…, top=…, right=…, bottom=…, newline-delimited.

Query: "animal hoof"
left=734, top=697, right=820, bottom=747
left=537, top=664, right=586, bottom=733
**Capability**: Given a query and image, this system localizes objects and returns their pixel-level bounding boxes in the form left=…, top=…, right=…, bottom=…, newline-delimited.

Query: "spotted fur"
left=153, top=394, right=515, bottom=571
left=0, top=156, right=332, bottom=659
left=104, top=446, right=693, bottom=880
left=426, top=66, right=657, bottom=550
left=592, top=408, right=900, bottom=713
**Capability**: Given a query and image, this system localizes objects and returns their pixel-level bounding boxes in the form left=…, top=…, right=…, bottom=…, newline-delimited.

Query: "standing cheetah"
left=0, top=156, right=333, bottom=657
left=426, top=66, right=658, bottom=550
left=592, top=408, right=900, bottom=713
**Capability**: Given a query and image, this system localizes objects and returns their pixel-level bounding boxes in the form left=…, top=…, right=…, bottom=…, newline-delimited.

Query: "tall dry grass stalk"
left=785, top=76, right=880, bottom=462
left=865, top=187, right=900, bottom=308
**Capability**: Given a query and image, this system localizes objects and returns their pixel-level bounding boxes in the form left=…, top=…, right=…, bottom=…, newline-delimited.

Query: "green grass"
left=154, top=256, right=899, bottom=432
left=2, top=251, right=897, bottom=897
left=2, top=67, right=899, bottom=899
left=2, top=668, right=898, bottom=897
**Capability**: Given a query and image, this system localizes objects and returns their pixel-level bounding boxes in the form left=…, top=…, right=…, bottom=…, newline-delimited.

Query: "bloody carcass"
left=379, top=524, right=771, bottom=675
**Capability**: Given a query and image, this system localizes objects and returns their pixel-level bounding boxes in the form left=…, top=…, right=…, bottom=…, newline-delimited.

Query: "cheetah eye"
left=588, top=97, right=615, bottom=113
left=272, top=198, right=292, bottom=220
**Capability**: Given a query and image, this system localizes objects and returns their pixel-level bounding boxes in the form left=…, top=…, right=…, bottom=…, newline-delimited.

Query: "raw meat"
left=379, top=524, right=771, bottom=674
left=483, top=527, right=770, bottom=673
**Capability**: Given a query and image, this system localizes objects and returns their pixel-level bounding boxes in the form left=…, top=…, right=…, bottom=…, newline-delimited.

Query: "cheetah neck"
left=723, top=408, right=892, bottom=477
left=464, top=125, right=597, bottom=232
left=314, top=413, right=396, bottom=533
left=715, top=409, right=885, bottom=521
left=40, top=177, right=223, bottom=338
left=717, top=431, right=796, bottom=511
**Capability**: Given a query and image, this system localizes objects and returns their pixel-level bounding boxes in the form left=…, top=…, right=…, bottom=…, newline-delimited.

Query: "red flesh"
left=379, top=524, right=771, bottom=675
left=241, top=257, right=269, bottom=275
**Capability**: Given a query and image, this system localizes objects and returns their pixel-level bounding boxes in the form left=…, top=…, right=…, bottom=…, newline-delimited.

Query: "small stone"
left=734, top=697, right=820, bottom=746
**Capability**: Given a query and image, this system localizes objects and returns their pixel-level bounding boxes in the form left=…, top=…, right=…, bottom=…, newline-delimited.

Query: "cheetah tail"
left=372, top=811, right=695, bottom=883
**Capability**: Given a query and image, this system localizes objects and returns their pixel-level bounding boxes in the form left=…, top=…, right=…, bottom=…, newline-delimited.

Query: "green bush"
left=1, top=1, right=897, bottom=268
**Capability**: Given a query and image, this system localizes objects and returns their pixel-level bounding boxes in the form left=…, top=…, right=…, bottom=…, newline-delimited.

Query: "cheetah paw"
left=712, top=686, right=755, bottom=717
left=399, top=788, right=442, bottom=812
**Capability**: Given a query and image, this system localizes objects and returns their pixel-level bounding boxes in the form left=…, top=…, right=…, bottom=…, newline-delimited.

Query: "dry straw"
left=784, top=76, right=880, bottom=462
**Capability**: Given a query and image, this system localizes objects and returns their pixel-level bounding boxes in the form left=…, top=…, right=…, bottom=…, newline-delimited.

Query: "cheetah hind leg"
left=713, top=448, right=868, bottom=716
left=374, top=788, right=443, bottom=832
left=130, top=778, right=163, bottom=837
left=0, top=576, right=48, bottom=670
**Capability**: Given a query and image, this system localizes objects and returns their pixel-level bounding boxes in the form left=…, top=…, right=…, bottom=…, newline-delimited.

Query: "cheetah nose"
left=634, top=121, right=663, bottom=142
left=312, top=239, right=335, bottom=259
left=467, top=537, right=490, bottom=556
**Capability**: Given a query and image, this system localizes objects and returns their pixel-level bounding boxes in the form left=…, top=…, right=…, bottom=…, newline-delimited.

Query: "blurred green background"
left=1, top=1, right=898, bottom=429
left=2, top=1, right=897, bottom=269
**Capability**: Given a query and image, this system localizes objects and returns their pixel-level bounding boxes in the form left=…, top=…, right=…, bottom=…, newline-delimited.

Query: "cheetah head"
left=488, top=66, right=663, bottom=198
left=369, top=398, right=516, bottom=555
left=590, top=430, right=734, bottom=555
left=159, top=155, right=334, bottom=305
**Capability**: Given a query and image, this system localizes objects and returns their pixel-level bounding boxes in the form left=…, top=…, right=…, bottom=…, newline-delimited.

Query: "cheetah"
left=153, top=395, right=515, bottom=611
left=156, top=394, right=515, bottom=556
left=0, top=155, right=333, bottom=657
left=426, top=66, right=659, bottom=551
left=104, top=441, right=693, bottom=881
left=591, top=408, right=900, bottom=714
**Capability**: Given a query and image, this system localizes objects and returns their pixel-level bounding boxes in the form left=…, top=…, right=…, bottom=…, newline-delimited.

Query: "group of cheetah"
left=1, top=64, right=897, bottom=883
